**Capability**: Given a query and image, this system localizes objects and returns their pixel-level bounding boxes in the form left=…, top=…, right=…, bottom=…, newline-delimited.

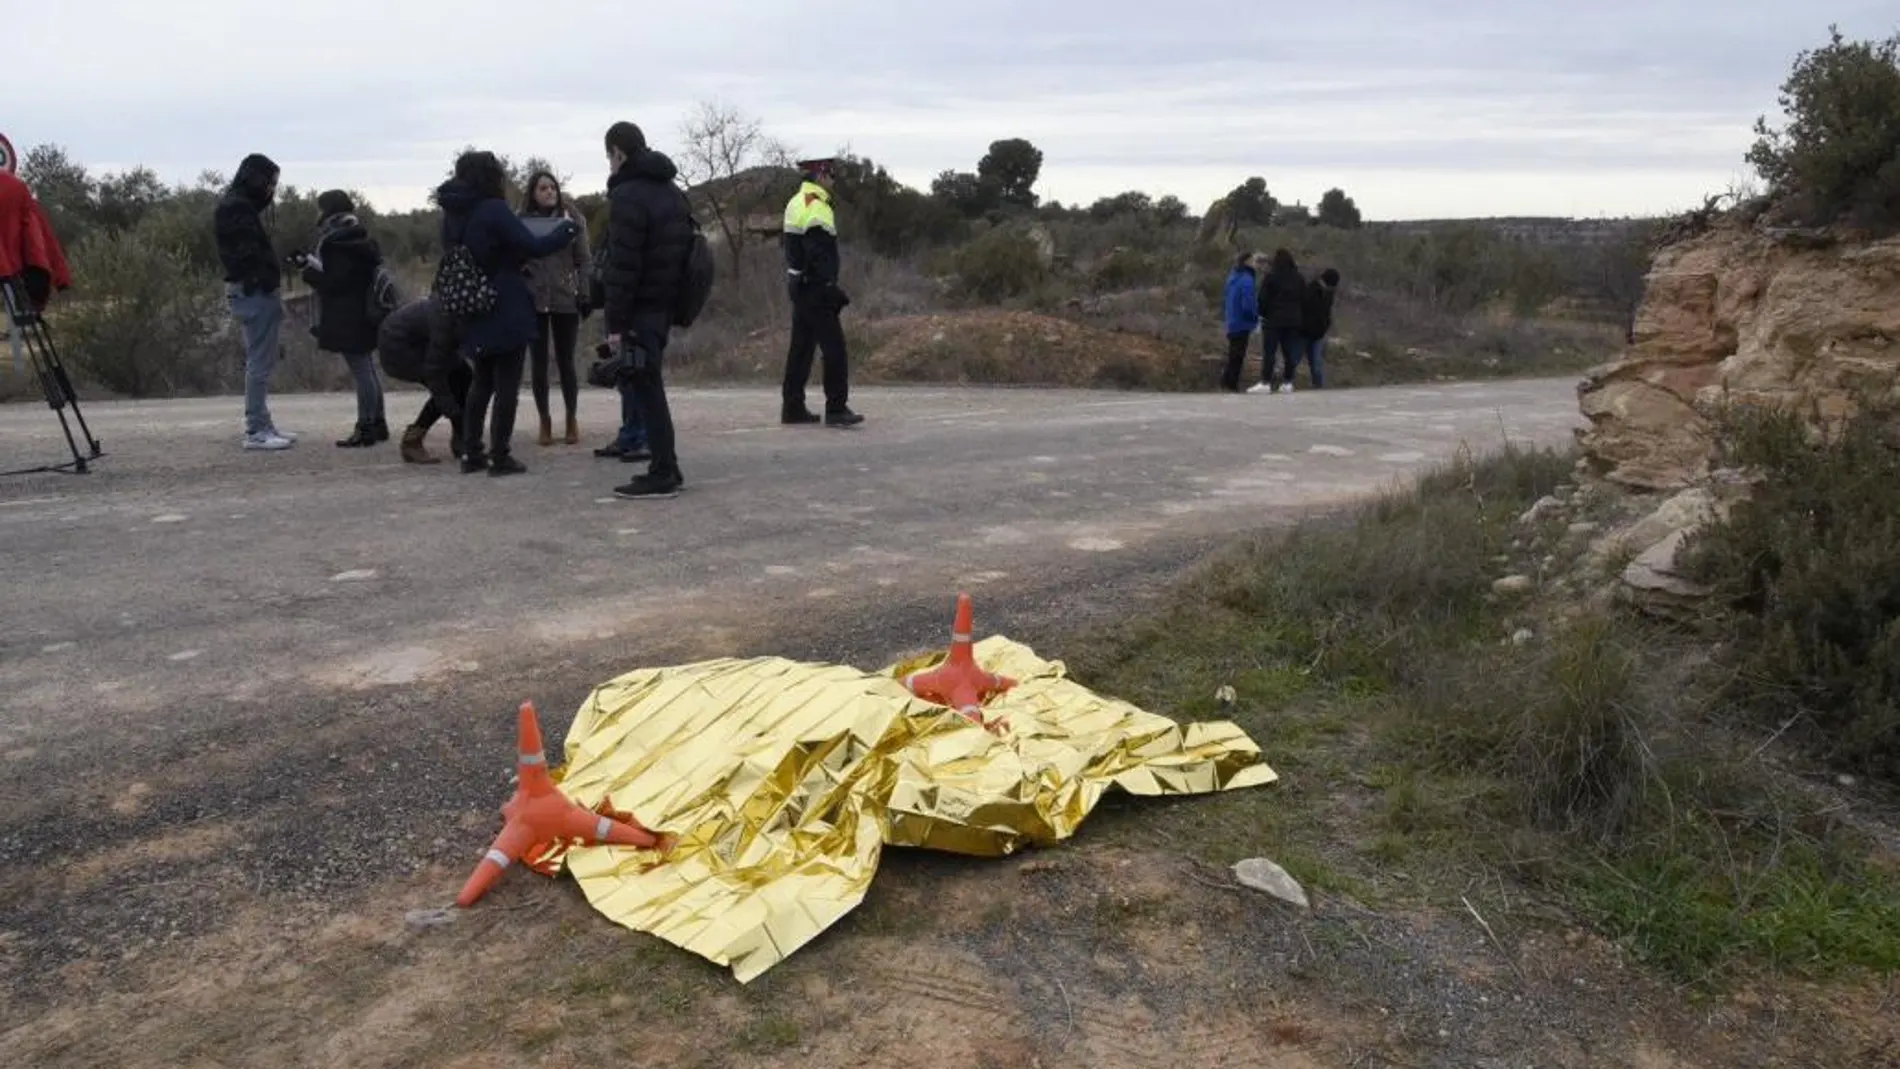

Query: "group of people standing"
left=1221, top=248, right=1340, bottom=395
left=210, top=123, right=864, bottom=501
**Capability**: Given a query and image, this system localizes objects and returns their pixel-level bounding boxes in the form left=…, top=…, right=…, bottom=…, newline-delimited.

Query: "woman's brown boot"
left=537, top=413, right=555, bottom=447
left=564, top=413, right=580, bottom=445
left=400, top=425, right=439, bottom=464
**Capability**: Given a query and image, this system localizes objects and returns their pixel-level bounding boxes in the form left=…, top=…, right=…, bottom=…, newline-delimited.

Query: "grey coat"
left=520, top=203, right=594, bottom=315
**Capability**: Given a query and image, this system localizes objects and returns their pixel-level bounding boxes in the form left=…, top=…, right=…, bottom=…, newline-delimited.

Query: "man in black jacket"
left=1299, top=268, right=1340, bottom=389
left=215, top=153, right=293, bottom=449
left=600, top=121, right=695, bottom=500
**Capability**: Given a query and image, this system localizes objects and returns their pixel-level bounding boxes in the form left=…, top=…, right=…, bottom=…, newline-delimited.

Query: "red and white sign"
left=0, top=133, right=15, bottom=175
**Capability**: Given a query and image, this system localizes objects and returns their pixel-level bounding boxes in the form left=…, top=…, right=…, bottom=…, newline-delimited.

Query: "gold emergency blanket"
left=542, top=637, right=1277, bottom=982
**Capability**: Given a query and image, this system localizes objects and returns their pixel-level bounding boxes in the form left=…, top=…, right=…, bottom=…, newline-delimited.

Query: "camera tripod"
left=2, top=274, right=103, bottom=477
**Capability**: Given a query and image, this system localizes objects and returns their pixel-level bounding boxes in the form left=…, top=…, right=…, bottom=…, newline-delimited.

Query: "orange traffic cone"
left=456, top=700, right=669, bottom=908
left=903, top=593, right=1016, bottom=731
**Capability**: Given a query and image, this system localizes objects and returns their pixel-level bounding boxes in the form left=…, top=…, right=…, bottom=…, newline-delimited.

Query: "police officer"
left=780, top=158, right=864, bottom=428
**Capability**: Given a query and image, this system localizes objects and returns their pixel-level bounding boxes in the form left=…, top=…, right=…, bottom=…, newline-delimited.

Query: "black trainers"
left=593, top=442, right=626, bottom=458
left=488, top=455, right=527, bottom=477
left=613, top=472, right=682, bottom=500
left=461, top=454, right=489, bottom=474
left=824, top=407, right=865, bottom=428
left=618, top=446, right=654, bottom=463
left=782, top=408, right=821, bottom=425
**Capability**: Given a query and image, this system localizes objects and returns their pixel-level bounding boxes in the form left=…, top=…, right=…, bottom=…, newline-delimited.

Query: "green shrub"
left=1746, top=26, right=1900, bottom=231
left=1087, top=248, right=1172, bottom=293
left=1684, top=402, right=1900, bottom=782
left=62, top=229, right=232, bottom=398
left=948, top=227, right=1046, bottom=301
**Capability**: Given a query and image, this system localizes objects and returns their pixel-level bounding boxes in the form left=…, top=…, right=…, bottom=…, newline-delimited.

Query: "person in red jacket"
left=0, top=170, right=73, bottom=314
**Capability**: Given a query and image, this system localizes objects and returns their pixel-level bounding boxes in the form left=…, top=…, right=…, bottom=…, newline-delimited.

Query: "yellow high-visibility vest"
left=783, top=181, right=836, bottom=237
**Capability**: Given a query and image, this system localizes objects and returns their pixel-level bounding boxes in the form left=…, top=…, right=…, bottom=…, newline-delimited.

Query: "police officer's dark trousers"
left=783, top=280, right=850, bottom=414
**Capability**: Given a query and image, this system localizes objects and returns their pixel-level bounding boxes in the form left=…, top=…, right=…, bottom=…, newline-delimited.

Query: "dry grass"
left=1069, top=441, right=1900, bottom=985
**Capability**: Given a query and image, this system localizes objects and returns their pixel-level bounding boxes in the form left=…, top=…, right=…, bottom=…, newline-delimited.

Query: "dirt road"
left=0, top=379, right=1605, bottom=1067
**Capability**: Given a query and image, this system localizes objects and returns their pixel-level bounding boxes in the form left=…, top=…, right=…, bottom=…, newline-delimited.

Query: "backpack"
left=433, top=243, right=497, bottom=320
left=672, top=212, right=715, bottom=329
left=365, top=262, right=402, bottom=328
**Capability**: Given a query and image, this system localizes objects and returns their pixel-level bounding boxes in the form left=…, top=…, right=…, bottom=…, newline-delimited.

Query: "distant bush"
left=949, top=227, right=1046, bottom=301
left=1747, top=26, right=1900, bottom=231
left=62, top=229, right=232, bottom=398
left=1685, top=401, right=1900, bottom=783
left=1087, top=248, right=1172, bottom=293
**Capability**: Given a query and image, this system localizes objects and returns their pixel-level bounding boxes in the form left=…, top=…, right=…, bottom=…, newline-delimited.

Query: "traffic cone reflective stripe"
left=903, top=593, right=1016, bottom=732
left=455, top=700, right=670, bottom=908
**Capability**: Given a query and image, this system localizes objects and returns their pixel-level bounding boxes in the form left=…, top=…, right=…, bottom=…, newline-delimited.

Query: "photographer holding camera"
left=598, top=121, right=695, bottom=501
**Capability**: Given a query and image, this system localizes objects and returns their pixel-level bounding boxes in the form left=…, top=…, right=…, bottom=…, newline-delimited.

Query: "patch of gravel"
left=0, top=535, right=1227, bottom=1007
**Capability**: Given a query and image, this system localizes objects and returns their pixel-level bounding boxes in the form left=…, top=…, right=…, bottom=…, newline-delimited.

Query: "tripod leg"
left=27, top=319, right=101, bottom=456
left=24, top=341, right=87, bottom=473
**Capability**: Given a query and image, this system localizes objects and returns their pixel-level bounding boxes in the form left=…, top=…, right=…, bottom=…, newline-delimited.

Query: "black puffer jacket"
left=214, top=154, right=282, bottom=295
left=1257, top=260, right=1307, bottom=331
left=301, top=213, right=383, bottom=353
left=602, top=148, right=694, bottom=334
left=376, top=297, right=434, bottom=383
left=1301, top=278, right=1337, bottom=340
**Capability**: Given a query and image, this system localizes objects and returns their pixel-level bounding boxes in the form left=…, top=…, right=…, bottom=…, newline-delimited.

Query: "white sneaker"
left=1246, top=383, right=1274, bottom=395
left=270, top=427, right=300, bottom=441
left=243, top=432, right=294, bottom=451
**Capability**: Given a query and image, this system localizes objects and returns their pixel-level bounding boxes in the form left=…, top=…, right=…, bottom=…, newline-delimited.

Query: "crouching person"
left=377, top=296, right=472, bottom=464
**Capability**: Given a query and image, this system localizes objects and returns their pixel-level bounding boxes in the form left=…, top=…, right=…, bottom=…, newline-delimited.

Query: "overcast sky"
left=7, top=2, right=1895, bottom=220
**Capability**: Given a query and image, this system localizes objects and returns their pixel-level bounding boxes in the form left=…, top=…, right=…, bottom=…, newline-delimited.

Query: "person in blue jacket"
left=1219, top=251, right=1261, bottom=392
left=431, top=151, right=580, bottom=476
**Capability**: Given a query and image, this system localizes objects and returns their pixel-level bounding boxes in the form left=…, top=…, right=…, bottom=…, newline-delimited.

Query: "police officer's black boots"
left=824, top=406, right=864, bottom=428
left=782, top=405, right=820, bottom=425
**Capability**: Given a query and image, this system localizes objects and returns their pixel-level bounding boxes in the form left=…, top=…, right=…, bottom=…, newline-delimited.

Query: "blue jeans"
left=1261, top=326, right=1305, bottom=387
left=227, top=286, right=283, bottom=436
left=1304, top=338, right=1328, bottom=388
left=615, top=381, right=648, bottom=451
left=340, top=352, right=386, bottom=427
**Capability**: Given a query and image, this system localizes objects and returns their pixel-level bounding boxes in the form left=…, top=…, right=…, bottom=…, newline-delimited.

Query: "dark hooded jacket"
left=215, top=154, right=282, bottom=295
left=301, top=212, right=384, bottom=353
left=435, top=178, right=576, bottom=357
left=1301, top=277, right=1338, bottom=340
left=376, top=297, right=434, bottom=383
left=376, top=296, right=465, bottom=384
left=1257, top=258, right=1307, bottom=331
left=602, top=148, right=694, bottom=335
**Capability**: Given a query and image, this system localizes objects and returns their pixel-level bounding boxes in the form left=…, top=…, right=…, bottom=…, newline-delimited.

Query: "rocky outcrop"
left=1577, top=222, right=1900, bottom=490
left=1619, top=529, right=1713, bottom=620
left=1513, top=477, right=1751, bottom=621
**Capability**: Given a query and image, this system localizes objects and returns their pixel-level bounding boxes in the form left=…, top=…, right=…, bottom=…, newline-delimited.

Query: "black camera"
left=586, top=341, right=624, bottom=389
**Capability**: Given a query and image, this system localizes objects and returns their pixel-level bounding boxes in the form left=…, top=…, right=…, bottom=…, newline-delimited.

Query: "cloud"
left=8, top=1, right=1895, bottom=218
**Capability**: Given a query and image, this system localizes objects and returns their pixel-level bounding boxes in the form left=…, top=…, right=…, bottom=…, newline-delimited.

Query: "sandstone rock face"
left=1620, top=528, right=1714, bottom=619
left=1577, top=223, right=1900, bottom=490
